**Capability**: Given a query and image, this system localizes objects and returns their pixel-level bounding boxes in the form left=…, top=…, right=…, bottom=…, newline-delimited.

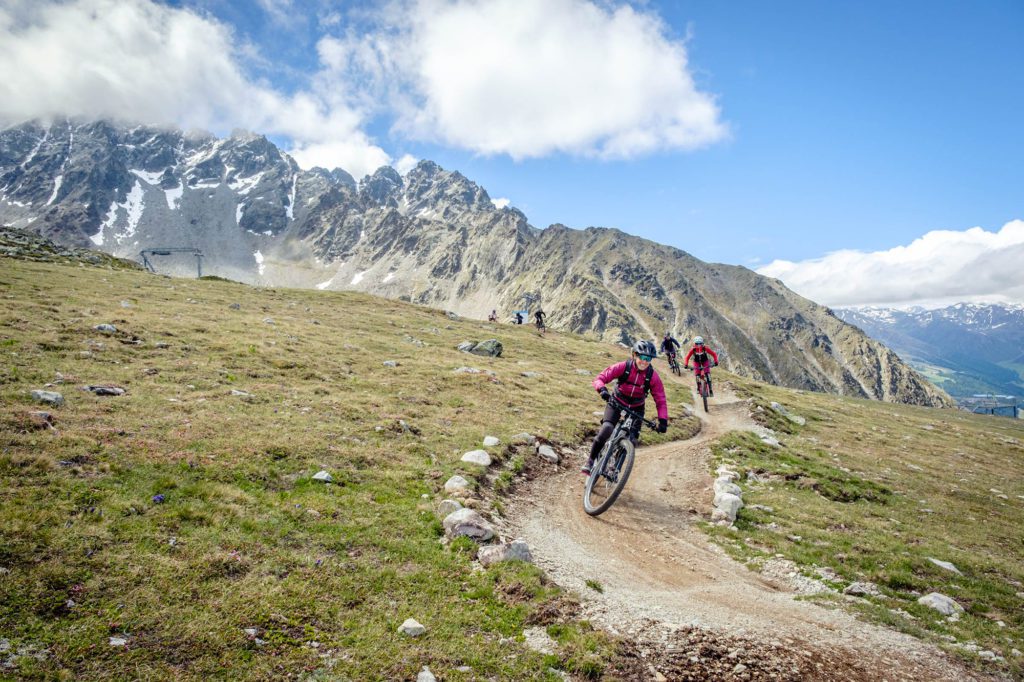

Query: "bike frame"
left=595, top=404, right=656, bottom=478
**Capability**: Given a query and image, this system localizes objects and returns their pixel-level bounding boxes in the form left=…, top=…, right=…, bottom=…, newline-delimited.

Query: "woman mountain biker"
left=660, top=332, right=681, bottom=367
left=683, top=336, right=719, bottom=396
left=584, top=340, right=669, bottom=475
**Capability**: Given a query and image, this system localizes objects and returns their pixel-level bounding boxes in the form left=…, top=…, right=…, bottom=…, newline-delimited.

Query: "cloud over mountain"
left=758, top=220, right=1024, bottom=307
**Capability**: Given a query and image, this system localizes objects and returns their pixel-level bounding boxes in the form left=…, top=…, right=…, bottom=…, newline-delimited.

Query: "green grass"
left=714, top=379, right=1024, bottom=674
left=0, top=258, right=690, bottom=679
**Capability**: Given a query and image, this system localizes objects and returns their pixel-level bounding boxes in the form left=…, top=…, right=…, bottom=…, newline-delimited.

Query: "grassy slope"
left=0, top=259, right=693, bottom=680
left=709, top=377, right=1024, bottom=674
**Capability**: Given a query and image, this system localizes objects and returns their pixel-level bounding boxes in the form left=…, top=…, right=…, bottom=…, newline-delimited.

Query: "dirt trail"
left=504, top=383, right=989, bottom=681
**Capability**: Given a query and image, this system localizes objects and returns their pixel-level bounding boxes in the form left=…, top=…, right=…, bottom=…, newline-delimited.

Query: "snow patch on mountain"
left=46, top=175, right=63, bottom=205
left=164, top=183, right=183, bottom=210
left=130, top=169, right=164, bottom=185
left=254, top=250, right=265, bottom=276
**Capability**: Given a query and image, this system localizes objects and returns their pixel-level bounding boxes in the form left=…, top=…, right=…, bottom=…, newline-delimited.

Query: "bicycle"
left=583, top=403, right=658, bottom=516
left=686, top=365, right=712, bottom=412
left=666, top=351, right=681, bottom=376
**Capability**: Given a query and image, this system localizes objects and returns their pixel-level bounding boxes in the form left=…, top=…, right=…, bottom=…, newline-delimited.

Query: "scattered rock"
left=229, top=303, right=241, bottom=310
left=715, top=466, right=739, bottom=481
left=483, top=435, right=500, bottom=447
left=927, top=557, right=963, bottom=575
left=713, top=477, right=742, bottom=497
left=574, top=369, right=592, bottom=375
left=312, top=470, right=333, bottom=483
left=456, top=341, right=477, bottom=352
left=453, top=366, right=483, bottom=374
left=770, top=401, right=806, bottom=425
left=521, top=371, right=542, bottom=378
left=478, top=540, right=534, bottom=567
left=84, top=384, right=126, bottom=396
left=120, top=300, right=133, bottom=308
left=31, top=390, right=64, bottom=406
left=843, top=581, right=881, bottom=597
left=442, top=508, right=494, bottom=541
left=417, top=666, right=437, bottom=682
left=536, top=444, right=559, bottom=464
left=747, top=504, right=774, bottom=513
left=230, top=389, right=252, bottom=397
left=918, top=592, right=963, bottom=616
left=711, top=492, right=743, bottom=524
left=760, top=435, right=781, bottom=447
left=461, top=450, right=492, bottom=466
left=398, top=618, right=426, bottom=636
left=436, top=499, right=462, bottom=517
left=382, top=360, right=398, bottom=368
left=445, top=311, right=460, bottom=320
left=523, top=626, right=557, bottom=655
left=444, top=475, right=471, bottom=494
left=27, top=411, right=55, bottom=429
left=109, top=637, right=128, bottom=647
left=511, top=433, right=536, bottom=445
left=94, top=324, right=117, bottom=334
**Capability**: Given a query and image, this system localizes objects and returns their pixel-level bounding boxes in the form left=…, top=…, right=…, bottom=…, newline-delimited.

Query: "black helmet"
left=632, top=339, right=657, bottom=357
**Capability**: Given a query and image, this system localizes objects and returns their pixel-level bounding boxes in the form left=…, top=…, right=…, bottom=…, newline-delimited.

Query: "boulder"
left=444, top=475, right=471, bottom=494
left=536, top=444, right=559, bottom=463
left=312, top=470, right=333, bottom=483
left=453, top=366, right=482, bottom=374
left=456, top=341, right=477, bottom=352
left=442, top=508, right=495, bottom=541
left=713, top=492, right=743, bottom=522
left=713, top=477, right=742, bottom=497
left=917, top=592, right=963, bottom=616
left=94, top=324, right=117, bottom=334
left=397, top=618, right=426, bottom=636
left=843, top=581, right=881, bottom=597
left=417, top=667, right=437, bottom=682
left=483, top=436, right=500, bottom=447
left=770, top=401, right=806, bottom=426
left=31, top=390, right=64, bottom=406
left=85, top=384, right=125, bottom=396
left=478, top=540, right=534, bottom=567
left=436, top=499, right=463, bottom=517
left=715, top=466, right=739, bottom=481
left=470, top=339, right=503, bottom=357
left=461, top=450, right=492, bottom=466
left=511, top=433, right=536, bottom=445
left=382, top=360, right=398, bottom=368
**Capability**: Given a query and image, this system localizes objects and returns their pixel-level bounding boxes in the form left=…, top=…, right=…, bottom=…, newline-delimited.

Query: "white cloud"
left=328, top=0, right=728, bottom=159
left=394, top=154, right=419, bottom=175
left=491, top=197, right=510, bottom=209
left=758, top=220, right=1024, bottom=307
left=0, top=0, right=390, bottom=178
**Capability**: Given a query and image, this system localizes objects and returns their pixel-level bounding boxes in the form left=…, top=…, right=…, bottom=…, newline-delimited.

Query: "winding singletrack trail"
left=504, top=380, right=990, bottom=681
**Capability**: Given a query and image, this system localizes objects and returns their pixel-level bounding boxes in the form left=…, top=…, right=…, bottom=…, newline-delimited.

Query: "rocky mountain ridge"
left=0, top=118, right=951, bottom=407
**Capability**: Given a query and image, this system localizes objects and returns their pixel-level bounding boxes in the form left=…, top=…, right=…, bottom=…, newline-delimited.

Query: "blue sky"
left=3, top=0, right=1023, bottom=305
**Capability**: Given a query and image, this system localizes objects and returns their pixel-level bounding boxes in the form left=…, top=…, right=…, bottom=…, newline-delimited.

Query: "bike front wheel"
left=583, top=438, right=636, bottom=516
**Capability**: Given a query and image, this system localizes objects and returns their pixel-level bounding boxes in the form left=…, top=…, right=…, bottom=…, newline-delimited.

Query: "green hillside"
left=1, top=257, right=1022, bottom=679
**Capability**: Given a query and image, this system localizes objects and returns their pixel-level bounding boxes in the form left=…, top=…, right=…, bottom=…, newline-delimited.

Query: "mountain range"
left=836, top=303, right=1024, bottom=399
left=0, top=118, right=951, bottom=407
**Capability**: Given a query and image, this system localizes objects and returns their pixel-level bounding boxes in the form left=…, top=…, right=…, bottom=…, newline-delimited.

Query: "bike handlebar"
left=607, top=400, right=659, bottom=430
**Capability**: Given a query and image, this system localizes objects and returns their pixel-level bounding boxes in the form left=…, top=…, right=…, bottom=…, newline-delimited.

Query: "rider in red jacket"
left=683, top=336, right=719, bottom=396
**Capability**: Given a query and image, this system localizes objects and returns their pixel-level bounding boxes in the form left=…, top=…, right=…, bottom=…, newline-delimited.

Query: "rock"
left=230, top=389, right=252, bottom=397
left=94, top=323, right=117, bottom=334
left=417, top=667, right=437, bottom=682
left=574, top=369, right=592, bottom=375
left=444, top=475, right=471, bottom=494
left=523, top=626, right=557, bottom=655
left=456, top=341, right=477, bottom=352
left=382, top=360, right=398, bottom=368
left=478, top=540, right=534, bottom=567
left=229, top=303, right=241, bottom=310
left=263, top=317, right=275, bottom=325
left=31, top=390, right=64, bottom=406
left=442, top=508, right=494, bottom=541
left=461, top=450, right=492, bottom=466
left=511, top=433, right=536, bottom=445
left=733, top=663, right=748, bottom=674
left=436, top=499, right=463, bottom=517
left=27, top=411, right=55, bottom=429
left=85, top=384, right=126, bottom=396
left=470, top=339, right=503, bottom=357
left=713, top=492, right=743, bottom=523
left=1011, top=648, right=1021, bottom=657
left=397, top=618, right=426, bottom=636
left=713, top=477, right=742, bottom=497
left=977, top=650, right=997, bottom=660
left=715, top=466, right=739, bottom=481
left=453, top=366, right=482, bottom=374
left=927, top=557, right=963, bottom=575
left=521, top=371, right=542, bottom=378
left=445, top=311, right=460, bottom=320
left=760, top=435, right=781, bottom=447
left=747, top=504, right=774, bottom=513
left=536, top=444, right=559, bottom=463
left=120, top=300, right=133, bottom=308
left=109, top=636, right=128, bottom=647
left=312, top=470, right=333, bottom=483
left=766, top=401, right=806, bottom=426
left=483, top=436, right=500, bottom=447
left=244, top=628, right=258, bottom=637
left=918, top=592, right=963, bottom=616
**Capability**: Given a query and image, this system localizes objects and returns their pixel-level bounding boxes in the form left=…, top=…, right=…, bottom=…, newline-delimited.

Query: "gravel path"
left=503, top=383, right=994, bottom=681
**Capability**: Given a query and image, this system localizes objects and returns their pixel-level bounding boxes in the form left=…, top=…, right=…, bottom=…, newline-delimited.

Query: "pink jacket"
left=593, top=361, right=669, bottom=420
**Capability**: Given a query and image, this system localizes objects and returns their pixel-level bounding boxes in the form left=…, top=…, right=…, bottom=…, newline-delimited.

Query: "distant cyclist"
left=488, top=309, right=498, bottom=322
left=534, top=308, right=547, bottom=334
left=660, top=332, right=681, bottom=368
left=514, top=312, right=523, bottom=325
left=683, top=336, right=719, bottom=396
left=584, top=340, right=669, bottom=475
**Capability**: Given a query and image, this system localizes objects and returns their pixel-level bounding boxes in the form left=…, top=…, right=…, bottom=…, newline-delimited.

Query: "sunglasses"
left=637, top=354, right=653, bottom=362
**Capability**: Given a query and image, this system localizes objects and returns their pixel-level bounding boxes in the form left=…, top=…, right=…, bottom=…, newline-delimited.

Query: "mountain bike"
left=689, top=366, right=712, bottom=412
left=666, top=351, right=681, bottom=376
left=583, top=404, right=658, bottom=516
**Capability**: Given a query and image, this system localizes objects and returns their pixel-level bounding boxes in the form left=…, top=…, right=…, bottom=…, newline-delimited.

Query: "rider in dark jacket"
left=584, top=340, right=669, bottom=475
left=660, top=332, right=681, bottom=364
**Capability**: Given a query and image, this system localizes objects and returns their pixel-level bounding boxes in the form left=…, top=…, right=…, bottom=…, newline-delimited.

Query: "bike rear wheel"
left=583, top=438, right=636, bottom=516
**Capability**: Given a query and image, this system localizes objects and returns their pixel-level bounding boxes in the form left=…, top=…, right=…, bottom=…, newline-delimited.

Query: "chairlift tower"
left=139, top=248, right=204, bottom=278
